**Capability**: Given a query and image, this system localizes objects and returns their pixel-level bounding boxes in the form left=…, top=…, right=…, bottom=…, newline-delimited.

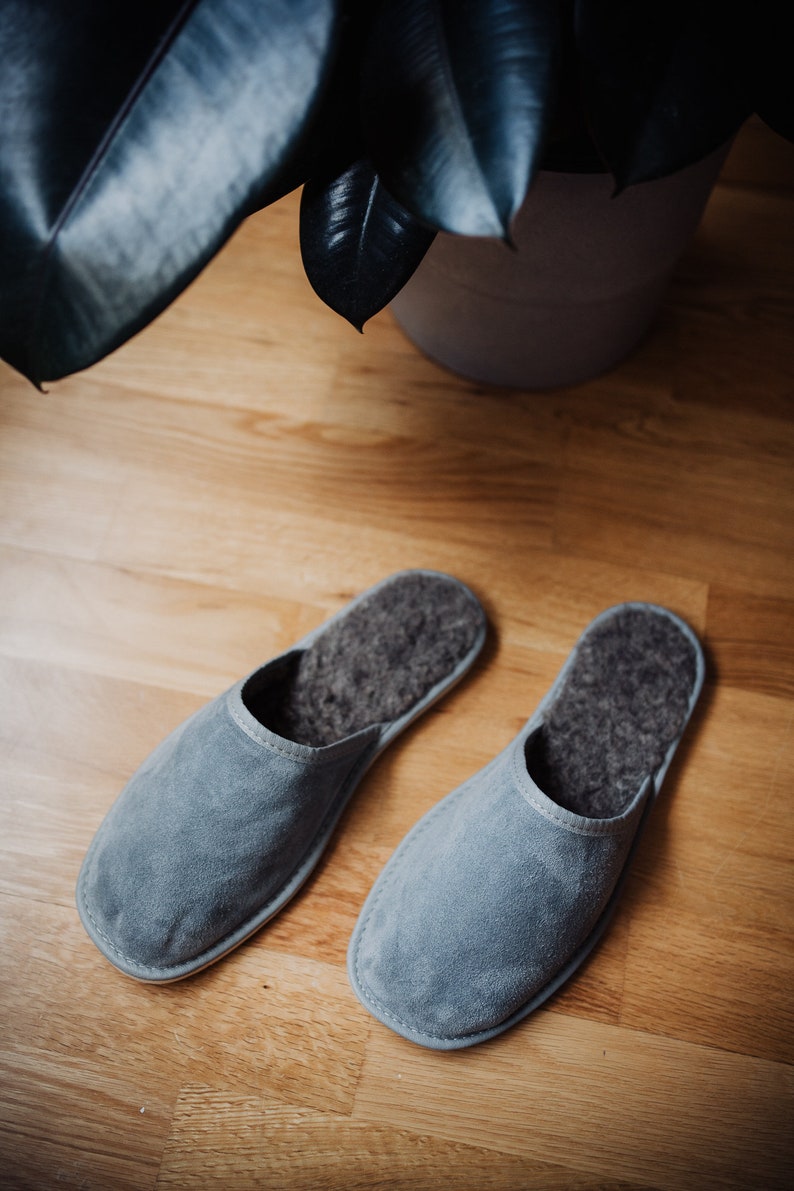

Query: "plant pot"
left=389, top=145, right=729, bottom=389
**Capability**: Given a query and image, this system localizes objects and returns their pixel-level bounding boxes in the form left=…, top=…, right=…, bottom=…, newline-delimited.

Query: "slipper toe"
left=78, top=697, right=379, bottom=982
left=348, top=603, right=704, bottom=1048
left=77, top=570, right=487, bottom=981
left=349, top=740, right=646, bottom=1049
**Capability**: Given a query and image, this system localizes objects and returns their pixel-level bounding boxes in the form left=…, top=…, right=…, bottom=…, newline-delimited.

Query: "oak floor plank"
left=618, top=684, right=794, bottom=1063
left=554, top=402, right=794, bottom=599
left=705, top=585, right=794, bottom=698
left=0, top=748, right=118, bottom=907
left=157, top=1087, right=653, bottom=1191
left=2, top=899, right=367, bottom=1120
left=352, top=1014, right=794, bottom=1191
left=0, top=543, right=304, bottom=697
left=0, top=1048, right=171, bottom=1191
left=0, top=656, right=202, bottom=780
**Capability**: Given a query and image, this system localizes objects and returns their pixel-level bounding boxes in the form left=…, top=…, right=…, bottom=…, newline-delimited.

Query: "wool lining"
left=526, top=608, right=698, bottom=818
left=245, top=573, right=483, bottom=747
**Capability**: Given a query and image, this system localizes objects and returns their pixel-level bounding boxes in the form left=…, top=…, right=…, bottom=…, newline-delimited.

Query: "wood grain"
left=353, top=1014, right=793, bottom=1191
left=1, top=117, right=792, bottom=1189
left=158, top=1090, right=628, bottom=1191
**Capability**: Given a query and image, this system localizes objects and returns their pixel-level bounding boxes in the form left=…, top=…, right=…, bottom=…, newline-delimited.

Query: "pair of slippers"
left=77, top=570, right=704, bottom=1050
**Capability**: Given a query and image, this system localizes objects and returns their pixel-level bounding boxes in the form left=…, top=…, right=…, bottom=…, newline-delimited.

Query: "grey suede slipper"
left=348, top=603, right=704, bottom=1050
left=76, top=570, right=487, bottom=982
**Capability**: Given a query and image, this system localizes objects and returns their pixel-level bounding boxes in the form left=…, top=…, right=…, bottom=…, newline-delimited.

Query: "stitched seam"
left=80, top=890, right=165, bottom=971
left=228, top=702, right=372, bottom=762
left=510, top=746, right=633, bottom=838
left=80, top=880, right=275, bottom=977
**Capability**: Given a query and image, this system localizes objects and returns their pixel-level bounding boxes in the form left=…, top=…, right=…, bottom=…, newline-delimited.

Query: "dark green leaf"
left=0, top=0, right=342, bottom=385
left=300, top=158, right=435, bottom=330
left=575, top=0, right=752, bottom=188
left=362, top=0, right=562, bottom=238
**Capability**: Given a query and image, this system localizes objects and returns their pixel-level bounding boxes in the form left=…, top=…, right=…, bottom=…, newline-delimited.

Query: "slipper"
left=76, top=570, right=487, bottom=982
left=348, top=603, right=704, bottom=1049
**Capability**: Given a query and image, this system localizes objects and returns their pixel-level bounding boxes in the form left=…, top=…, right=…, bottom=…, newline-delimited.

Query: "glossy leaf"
left=0, top=0, right=342, bottom=385
left=575, top=0, right=752, bottom=188
left=300, top=158, right=435, bottom=329
left=361, top=0, right=562, bottom=238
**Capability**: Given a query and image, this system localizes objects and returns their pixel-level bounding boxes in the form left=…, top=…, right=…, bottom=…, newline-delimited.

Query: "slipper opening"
left=526, top=607, right=699, bottom=819
left=244, top=573, right=484, bottom=747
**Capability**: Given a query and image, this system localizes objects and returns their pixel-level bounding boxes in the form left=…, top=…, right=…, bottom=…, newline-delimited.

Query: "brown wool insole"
left=243, top=573, right=484, bottom=748
left=526, top=608, right=698, bottom=819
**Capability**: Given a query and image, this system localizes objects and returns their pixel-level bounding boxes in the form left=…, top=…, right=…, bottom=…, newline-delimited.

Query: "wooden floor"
left=1, top=119, right=792, bottom=1190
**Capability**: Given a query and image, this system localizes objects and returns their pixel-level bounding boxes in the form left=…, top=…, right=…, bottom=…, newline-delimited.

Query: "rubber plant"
left=0, top=0, right=789, bottom=386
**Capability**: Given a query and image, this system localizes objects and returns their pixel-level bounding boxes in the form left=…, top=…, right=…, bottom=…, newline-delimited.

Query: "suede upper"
left=76, top=570, right=487, bottom=982
left=349, top=725, right=647, bottom=1047
left=347, top=602, right=704, bottom=1049
left=78, top=670, right=380, bottom=981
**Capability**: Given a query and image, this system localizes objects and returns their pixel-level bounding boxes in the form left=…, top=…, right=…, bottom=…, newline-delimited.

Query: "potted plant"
left=0, top=0, right=789, bottom=389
